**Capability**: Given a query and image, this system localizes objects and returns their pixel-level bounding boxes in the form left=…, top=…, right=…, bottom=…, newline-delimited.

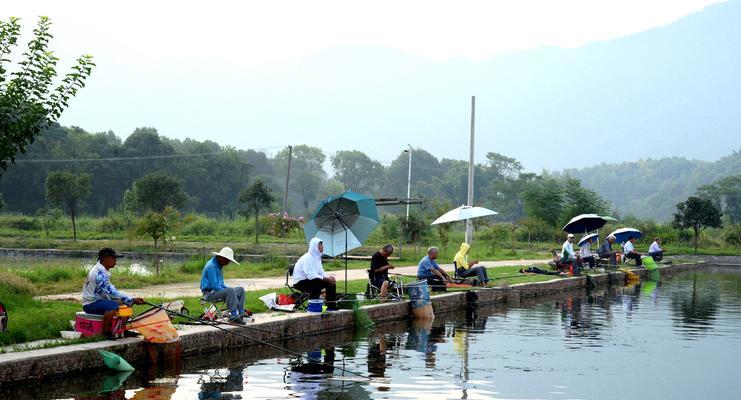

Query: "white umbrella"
left=431, top=205, right=498, bottom=225
left=578, top=233, right=599, bottom=247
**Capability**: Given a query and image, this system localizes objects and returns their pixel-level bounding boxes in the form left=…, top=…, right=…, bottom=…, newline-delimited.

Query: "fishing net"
left=353, top=301, right=374, bottom=330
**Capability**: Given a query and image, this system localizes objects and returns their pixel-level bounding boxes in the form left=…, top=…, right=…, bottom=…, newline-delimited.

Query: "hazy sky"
left=2, top=0, right=727, bottom=170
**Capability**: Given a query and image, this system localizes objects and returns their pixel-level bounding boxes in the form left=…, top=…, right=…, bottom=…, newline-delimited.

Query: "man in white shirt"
left=623, top=236, right=642, bottom=266
left=579, top=237, right=596, bottom=269
left=648, top=238, right=664, bottom=261
left=561, top=234, right=580, bottom=273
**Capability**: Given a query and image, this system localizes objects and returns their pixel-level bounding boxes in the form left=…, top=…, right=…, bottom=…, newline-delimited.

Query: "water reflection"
left=198, top=368, right=244, bottom=399
left=670, top=273, right=720, bottom=338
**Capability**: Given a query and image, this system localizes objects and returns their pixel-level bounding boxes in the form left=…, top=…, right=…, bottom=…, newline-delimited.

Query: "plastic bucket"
left=307, top=299, right=324, bottom=313
left=129, top=308, right=179, bottom=343
left=405, top=280, right=430, bottom=309
left=642, top=256, right=658, bottom=270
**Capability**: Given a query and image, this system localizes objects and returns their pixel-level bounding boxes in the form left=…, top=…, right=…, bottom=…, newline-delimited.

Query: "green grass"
left=0, top=263, right=562, bottom=346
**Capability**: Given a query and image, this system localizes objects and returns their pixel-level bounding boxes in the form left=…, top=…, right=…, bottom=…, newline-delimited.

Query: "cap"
left=98, top=247, right=121, bottom=259
left=567, top=234, right=575, bottom=238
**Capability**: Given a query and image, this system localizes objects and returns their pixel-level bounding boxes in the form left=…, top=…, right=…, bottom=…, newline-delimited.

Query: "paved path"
left=37, top=259, right=549, bottom=301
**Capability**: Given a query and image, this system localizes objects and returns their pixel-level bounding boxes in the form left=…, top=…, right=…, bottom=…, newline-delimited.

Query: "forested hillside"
left=561, top=151, right=741, bottom=221
left=0, top=124, right=737, bottom=224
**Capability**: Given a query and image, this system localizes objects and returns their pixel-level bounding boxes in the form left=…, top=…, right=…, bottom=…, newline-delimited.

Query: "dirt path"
left=37, top=259, right=548, bottom=301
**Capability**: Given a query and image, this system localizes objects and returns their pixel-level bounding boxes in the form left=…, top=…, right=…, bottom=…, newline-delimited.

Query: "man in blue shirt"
left=417, top=247, right=451, bottom=292
left=200, top=247, right=248, bottom=324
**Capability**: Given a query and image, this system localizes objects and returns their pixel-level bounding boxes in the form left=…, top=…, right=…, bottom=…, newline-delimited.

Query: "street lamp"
left=403, top=145, right=412, bottom=221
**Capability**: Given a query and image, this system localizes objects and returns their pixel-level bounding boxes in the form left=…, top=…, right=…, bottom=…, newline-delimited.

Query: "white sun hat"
left=211, top=247, right=239, bottom=264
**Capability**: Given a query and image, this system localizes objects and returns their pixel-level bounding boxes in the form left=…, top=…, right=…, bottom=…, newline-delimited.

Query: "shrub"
left=0, top=214, right=40, bottom=231
left=724, top=225, right=741, bottom=246
left=265, top=213, right=303, bottom=238
left=0, top=273, right=37, bottom=296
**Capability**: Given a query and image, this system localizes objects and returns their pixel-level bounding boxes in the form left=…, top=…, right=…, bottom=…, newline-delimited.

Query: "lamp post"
left=404, top=145, right=412, bottom=222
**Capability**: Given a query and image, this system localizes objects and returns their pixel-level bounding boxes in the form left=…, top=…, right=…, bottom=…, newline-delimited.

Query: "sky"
left=1, top=0, right=729, bottom=170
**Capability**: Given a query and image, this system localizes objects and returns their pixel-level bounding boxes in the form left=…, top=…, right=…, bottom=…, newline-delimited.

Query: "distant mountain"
left=558, top=150, right=741, bottom=221
left=61, top=1, right=741, bottom=172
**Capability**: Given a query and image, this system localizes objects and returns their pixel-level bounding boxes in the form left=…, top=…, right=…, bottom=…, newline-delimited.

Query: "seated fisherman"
left=598, top=234, right=618, bottom=267
left=648, top=237, right=664, bottom=262
left=579, top=236, right=596, bottom=269
left=370, top=244, right=396, bottom=300
left=561, top=234, right=581, bottom=273
left=623, top=236, right=643, bottom=266
left=201, top=247, right=249, bottom=325
left=82, top=248, right=144, bottom=340
left=417, top=247, right=451, bottom=292
left=453, top=242, right=490, bottom=286
left=292, top=238, right=338, bottom=310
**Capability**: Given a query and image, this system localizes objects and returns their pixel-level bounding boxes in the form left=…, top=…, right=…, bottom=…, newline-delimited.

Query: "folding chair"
left=198, top=296, right=228, bottom=321
left=452, top=262, right=476, bottom=285
left=366, top=270, right=404, bottom=301
left=549, top=249, right=572, bottom=273
left=285, top=265, right=310, bottom=310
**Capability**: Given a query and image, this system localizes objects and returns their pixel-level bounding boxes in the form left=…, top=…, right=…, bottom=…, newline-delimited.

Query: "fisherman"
left=623, top=236, right=643, bottom=266
left=648, top=237, right=664, bottom=261
left=369, top=244, right=397, bottom=301
left=453, top=242, right=490, bottom=286
left=417, top=246, right=451, bottom=292
left=200, top=247, right=250, bottom=325
left=561, top=233, right=581, bottom=273
left=82, top=248, right=144, bottom=340
left=579, top=236, right=596, bottom=269
left=292, top=238, right=338, bottom=310
left=598, top=234, right=618, bottom=267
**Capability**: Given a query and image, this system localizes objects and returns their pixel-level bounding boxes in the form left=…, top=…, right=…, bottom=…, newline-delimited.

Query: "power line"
left=13, top=151, right=230, bottom=163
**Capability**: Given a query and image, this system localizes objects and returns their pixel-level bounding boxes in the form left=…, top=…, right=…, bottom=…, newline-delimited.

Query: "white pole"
left=406, top=144, right=412, bottom=222
left=465, top=96, right=475, bottom=244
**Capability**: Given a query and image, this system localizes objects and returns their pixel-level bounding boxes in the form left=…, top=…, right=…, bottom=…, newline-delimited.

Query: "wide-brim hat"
left=212, top=247, right=239, bottom=264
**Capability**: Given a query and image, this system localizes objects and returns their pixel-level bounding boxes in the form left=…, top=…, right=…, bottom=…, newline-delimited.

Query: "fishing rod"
left=143, top=301, right=373, bottom=381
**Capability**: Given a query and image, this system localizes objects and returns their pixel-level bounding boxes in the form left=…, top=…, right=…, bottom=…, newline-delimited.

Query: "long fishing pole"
left=143, top=301, right=372, bottom=381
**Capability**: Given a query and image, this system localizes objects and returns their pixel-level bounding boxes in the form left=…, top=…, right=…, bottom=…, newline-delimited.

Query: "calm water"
left=6, top=268, right=741, bottom=399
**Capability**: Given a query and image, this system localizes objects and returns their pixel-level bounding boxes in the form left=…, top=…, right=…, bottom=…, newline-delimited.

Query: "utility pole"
left=282, top=145, right=293, bottom=257
left=405, top=145, right=412, bottom=221
left=282, top=145, right=293, bottom=214
left=465, top=96, right=475, bottom=244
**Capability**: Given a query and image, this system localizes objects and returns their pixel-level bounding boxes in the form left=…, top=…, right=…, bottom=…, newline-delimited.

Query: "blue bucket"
left=307, top=299, right=324, bottom=313
left=405, top=280, right=430, bottom=309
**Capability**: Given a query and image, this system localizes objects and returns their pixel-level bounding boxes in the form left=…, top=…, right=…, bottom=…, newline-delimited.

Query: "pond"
left=5, top=267, right=741, bottom=399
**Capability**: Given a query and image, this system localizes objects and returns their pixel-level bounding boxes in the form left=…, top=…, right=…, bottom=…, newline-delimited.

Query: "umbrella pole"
left=345, top=227, right=348, bottom=294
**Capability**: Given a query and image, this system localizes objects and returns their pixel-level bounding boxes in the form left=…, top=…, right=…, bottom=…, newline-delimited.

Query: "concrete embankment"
left=0, top=260, right=719, bottom=386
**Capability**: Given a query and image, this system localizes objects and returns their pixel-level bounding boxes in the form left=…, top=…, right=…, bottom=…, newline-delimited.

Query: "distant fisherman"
left=598, top=234, right=617, bottom=267
left=82, top=248, right=144, bottom=340
left=648, top=238, right=664, bottom=262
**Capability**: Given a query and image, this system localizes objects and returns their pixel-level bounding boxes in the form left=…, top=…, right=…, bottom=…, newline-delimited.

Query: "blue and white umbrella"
left=578, top=233, right=599, bottom=247
left=609, top=227, right=642, bottom=244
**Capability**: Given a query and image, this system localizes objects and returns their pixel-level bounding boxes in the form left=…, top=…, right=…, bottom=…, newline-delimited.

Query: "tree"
left=238, top=180, right=274, bottom=244
left=126, top=171, right=187, bottom=213
left=0, top=17, right=95, bottom=178
left=274, top=145, right=326, bottom=210
left=562, top=177, right=610, bottom=223
left=522, top=178, right=564, bottom=229
left=672, top=196, right=723, bottom=253
left=134, top=206, right=179, bottom=276
left=696, top=174, right=741, bottom=224
left=45, top=171, right=91, bottom=240
left=331, top=150, right=384, bottom=195
left=485, top=152, right=523, bottom=180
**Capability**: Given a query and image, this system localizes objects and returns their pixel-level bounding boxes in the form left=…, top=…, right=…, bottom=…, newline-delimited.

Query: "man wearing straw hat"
left=200, top=247, right=249, bottom=325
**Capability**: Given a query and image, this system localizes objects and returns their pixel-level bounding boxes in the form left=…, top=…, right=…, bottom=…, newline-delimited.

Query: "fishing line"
left=143, top=301, right=373, bottom=381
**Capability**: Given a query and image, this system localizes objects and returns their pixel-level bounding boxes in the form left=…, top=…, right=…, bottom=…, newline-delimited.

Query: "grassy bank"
left=0, top=264, right=556, bottom=347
